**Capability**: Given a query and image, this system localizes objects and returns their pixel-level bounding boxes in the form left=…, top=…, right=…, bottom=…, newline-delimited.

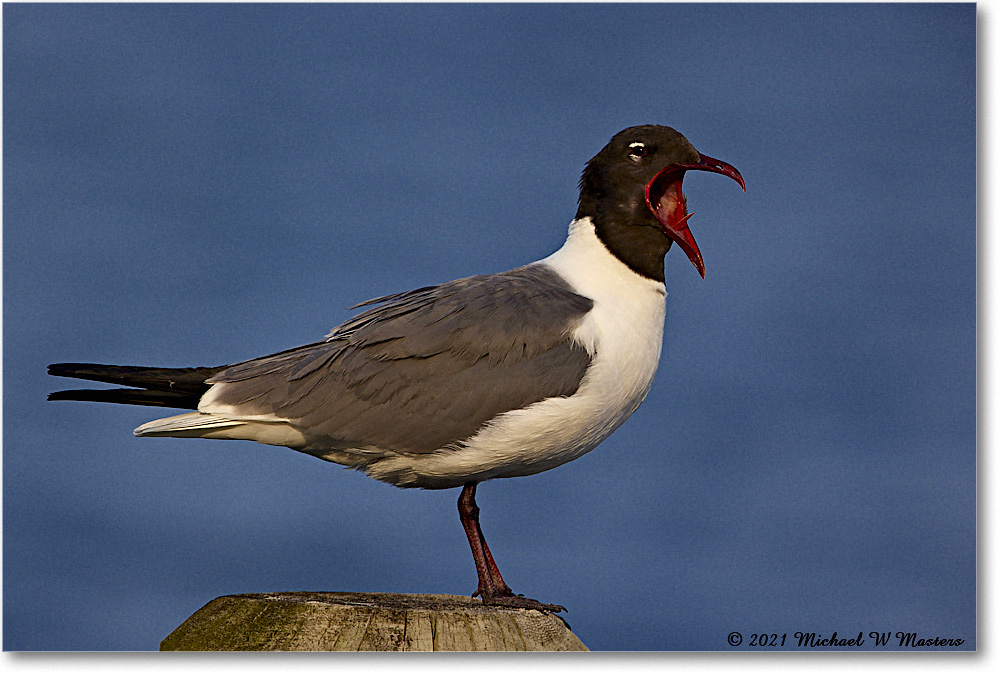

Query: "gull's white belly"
left=362, top=217, right=668, bottom=489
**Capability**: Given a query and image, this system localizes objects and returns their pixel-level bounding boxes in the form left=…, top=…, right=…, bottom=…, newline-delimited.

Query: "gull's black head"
left=576, top=124, right=745, bottom=282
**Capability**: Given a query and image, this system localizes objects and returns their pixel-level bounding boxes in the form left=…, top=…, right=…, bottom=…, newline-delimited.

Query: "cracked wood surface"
left=159, top=592, right=588, bottom=651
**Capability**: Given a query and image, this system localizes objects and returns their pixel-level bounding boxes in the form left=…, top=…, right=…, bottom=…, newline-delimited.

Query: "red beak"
left=645, top=154, right=745, bottom=278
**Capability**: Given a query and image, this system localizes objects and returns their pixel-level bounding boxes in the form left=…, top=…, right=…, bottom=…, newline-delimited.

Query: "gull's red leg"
left=479, top=528, right=512, bottom=595
left=458, top=482, right=500, bottom=599
left=456, top=482, right=565, bottom=613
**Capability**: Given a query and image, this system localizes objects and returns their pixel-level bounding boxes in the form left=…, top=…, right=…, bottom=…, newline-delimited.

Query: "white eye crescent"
left=628, top=141, right=648, bottom=160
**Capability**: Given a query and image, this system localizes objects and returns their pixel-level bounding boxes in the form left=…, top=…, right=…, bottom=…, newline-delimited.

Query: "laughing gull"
left=49, top=124, right=744, bottom=612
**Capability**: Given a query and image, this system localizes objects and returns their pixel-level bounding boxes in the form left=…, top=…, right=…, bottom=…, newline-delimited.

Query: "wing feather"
left=203, top=264, right=594, bottom=454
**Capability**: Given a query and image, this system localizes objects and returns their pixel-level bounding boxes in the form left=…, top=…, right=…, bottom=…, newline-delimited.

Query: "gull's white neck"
left=352, top=217, right=671, bottom=488
left=538, top=216, right=666, bottom=397
left=540, top=216, right=667, bottom=310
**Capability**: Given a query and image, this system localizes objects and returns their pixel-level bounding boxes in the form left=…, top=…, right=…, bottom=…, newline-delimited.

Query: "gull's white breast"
left=365, top=217, right=667, bottom=488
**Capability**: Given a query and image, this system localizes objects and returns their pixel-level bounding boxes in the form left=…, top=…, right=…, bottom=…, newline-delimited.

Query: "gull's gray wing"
left=205, top=264, right=594, bottom=453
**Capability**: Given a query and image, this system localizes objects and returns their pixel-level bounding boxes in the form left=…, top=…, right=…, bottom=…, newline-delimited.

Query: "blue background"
left=3, top=3, right=975, bottom=651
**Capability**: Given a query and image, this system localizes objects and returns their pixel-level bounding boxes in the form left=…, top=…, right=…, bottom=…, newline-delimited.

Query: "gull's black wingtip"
left=48, top=362, right=74, bottom=377
left=48, top=362, right=115, bottom=378
left=45, top=362, right=221, bottom=409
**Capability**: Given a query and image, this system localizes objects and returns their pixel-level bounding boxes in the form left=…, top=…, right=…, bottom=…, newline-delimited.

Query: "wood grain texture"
left=160, top=592, right=588, bottom=652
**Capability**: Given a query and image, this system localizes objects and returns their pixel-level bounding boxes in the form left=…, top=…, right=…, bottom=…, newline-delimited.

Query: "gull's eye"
left=628, top=142, right=648, bottom=161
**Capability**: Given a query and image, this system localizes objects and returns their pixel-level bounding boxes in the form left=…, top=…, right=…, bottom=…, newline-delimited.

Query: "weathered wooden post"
left=160, top=592, right=588, bottom=651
